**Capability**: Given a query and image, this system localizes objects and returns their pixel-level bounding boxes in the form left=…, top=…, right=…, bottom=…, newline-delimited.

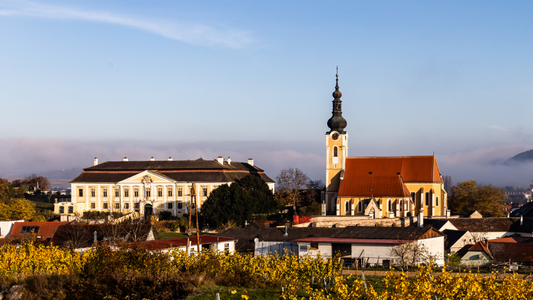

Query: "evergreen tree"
left=201, top=175, right=278, bottom=228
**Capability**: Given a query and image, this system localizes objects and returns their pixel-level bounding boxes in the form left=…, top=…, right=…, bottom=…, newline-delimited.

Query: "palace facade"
left=54, top=156, right=275, bottom=218
left=323, top=73, right=448, bottom=218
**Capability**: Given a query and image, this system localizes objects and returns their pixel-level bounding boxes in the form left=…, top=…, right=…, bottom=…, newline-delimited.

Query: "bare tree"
left=24, top=174, right=51, bottom=192
left=276, top=168, right=310, bottom=214
left=389, top=239, right=437, bottom=270
left=54, top=223, right=93, bottom=249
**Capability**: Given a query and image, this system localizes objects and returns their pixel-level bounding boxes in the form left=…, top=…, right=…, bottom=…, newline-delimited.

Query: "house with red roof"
left=323, top=74, right=448, bottom=218
left=461, top=239, right=533, bottom=267
left=9, top=221, right=69, bottom=241
left=118, top=235, right=237, bottom=254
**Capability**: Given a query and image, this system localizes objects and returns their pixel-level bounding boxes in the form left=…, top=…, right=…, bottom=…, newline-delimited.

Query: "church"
left=323, top=73, right=448, bottom=218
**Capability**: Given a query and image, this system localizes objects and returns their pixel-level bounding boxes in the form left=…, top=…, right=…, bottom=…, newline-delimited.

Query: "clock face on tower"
left=332, top=133, right=339, bottom=140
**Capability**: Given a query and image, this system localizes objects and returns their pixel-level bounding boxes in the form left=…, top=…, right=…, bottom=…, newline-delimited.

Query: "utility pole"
left=186, top=183, right=193, bottom=255
left=194, top=184, right=201, bottom=258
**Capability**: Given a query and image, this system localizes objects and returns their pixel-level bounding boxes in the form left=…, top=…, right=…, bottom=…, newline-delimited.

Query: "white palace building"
left=54, top=156, right=275, bottom=219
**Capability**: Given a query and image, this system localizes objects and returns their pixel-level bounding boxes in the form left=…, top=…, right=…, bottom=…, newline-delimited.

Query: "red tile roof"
left=468, top=240, right=493, bottom=259
left=344, top=156, right=442, bottom=182
left=338, top=156, right=443, bottom=198
left=9, top=222, right=69, bottom=240
left=338, top=175, right=411, bottom=197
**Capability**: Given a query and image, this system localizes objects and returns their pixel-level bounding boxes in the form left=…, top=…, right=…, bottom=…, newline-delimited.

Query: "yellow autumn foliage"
left=0, top=241, right=531, bottom=299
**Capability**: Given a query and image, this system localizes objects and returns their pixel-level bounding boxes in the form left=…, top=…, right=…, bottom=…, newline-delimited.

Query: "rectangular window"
left=59, top=206, right=64, bottom=214
left=224, top=243, right=230, bottom=251
left=125, top=203, right=130, bottom=209
left=178, top=202, right=183, bottom=209
left=91, top=203, right=95, bottom=209
left=158, top=188, right=163, bottom=197
left=411, top=192, right=416, bottom=203
left=300, top=245, right=308, bottom=253
left=146, top=190, right=151, bottom=198
left=91, top=189, right=95, bottom=197
left=103, top=203, right=108, bottom=209
left=168, top=189, right=173, bottom=197
left=203, top=187, right=208, bottom=197
left=134, top=189, right=139, bottom=197
left=134, top=203, right=140, bottom=209
left=103, top=189, right=108, bottom=198
left=124, top=189, right=129, bottom=197
left=78, top=189, right=83, bottom=197
left=178, top=187, right=182, bottom=197
left=310, top=242, right=319, bottom=249
left=115, top=190, right=119, bottom=197
left=425, top=192, right=430, bottom=206
left=68, top=206, right=73, bottom=214
left=168, top=202, right=173, bottom=209
left=21, top=226, right=40, bottom=233
left=115, top=203, right=120, bottom=209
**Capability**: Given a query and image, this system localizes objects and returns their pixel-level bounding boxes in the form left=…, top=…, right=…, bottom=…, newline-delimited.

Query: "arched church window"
left=436, top=197, right=439, bottom=206
left=333, top=146, right=338, bottom=157
left=345, top=201, right=350, bottom=215
left=357, top=201, right=362, bottom=212
left=400, top=200, right=403, bottom=211
left=387, top=199, right=392, bottom=212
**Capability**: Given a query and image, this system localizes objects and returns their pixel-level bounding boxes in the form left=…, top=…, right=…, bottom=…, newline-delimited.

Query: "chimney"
left=227, top=157, right=231, bottom=165
left=217, top=156, right=224, bottom=164
left=150, top=157, right=155, bottom=161
left=123, top=157, right=128, bottom=162
left=248, top=158, right=254, bottom=166
left=168, top=157, right=173, bottom=161
left=418, top=211, right=424, bottom=228
left=94, top=157, right=98, bottom=166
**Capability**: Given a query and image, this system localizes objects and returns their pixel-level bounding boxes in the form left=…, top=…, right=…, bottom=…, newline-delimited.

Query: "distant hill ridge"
left=505, top=149, right=533, bottom=165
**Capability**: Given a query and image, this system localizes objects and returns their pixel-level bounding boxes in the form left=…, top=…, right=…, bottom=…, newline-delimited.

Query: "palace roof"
left=71, top=159, right=274, bottom=184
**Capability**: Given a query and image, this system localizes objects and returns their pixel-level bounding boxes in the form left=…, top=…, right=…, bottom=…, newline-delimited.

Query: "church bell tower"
left=324, top=69, right=348, bottom=214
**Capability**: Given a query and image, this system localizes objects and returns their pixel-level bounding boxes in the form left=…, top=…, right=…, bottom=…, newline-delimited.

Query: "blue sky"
left=1, top=0, right=533, bottom=187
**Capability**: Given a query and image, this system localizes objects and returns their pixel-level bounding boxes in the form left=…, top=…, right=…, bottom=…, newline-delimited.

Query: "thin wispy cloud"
left=0, top=0, right=252, bottom=48
left=489, top=125, right=513, bottom=132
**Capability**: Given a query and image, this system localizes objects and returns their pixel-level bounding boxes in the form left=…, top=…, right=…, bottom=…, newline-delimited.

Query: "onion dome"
left=327, top=71, right=347, bottom=134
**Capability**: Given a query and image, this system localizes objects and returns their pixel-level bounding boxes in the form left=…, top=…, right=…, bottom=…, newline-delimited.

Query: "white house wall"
left=297, top=242, right=333, bottom=259
left=351, top=244, right=394, bottom=265
left=417, top=236, right=445, bottom=267
left=461, top=251, right=491, bottom=267
left=255, top=241, right=298, bottom=257
left=0, top=220, right=24, bottom=238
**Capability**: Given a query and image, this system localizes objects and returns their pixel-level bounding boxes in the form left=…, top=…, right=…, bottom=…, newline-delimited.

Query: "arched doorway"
left=144, top=204, right=153, bottom=218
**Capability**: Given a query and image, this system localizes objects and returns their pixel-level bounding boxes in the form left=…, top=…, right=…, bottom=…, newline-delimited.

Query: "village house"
left=118, top=235, right=238, bottom=255
left=461, top=239, right=533, bottom=267
left=220, top=222, right=445, bottom=267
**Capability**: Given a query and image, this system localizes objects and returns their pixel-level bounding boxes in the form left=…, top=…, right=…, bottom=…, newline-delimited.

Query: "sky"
left=1, top=0, right=533, bottom=188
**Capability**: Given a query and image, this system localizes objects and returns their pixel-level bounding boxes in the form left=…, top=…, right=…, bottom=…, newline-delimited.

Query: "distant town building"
left=505, top=190, right=531, bottom=203
left=54, top=156, right=274, bottom=218
left=323, top=73, right=448, bottom=218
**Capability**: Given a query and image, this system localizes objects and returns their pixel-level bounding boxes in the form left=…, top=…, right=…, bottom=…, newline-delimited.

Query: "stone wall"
left=294, top=215, right=419, bottom=228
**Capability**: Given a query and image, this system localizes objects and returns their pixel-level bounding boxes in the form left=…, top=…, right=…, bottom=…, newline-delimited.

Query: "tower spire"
left=327, top=67, right=347, bottom=134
